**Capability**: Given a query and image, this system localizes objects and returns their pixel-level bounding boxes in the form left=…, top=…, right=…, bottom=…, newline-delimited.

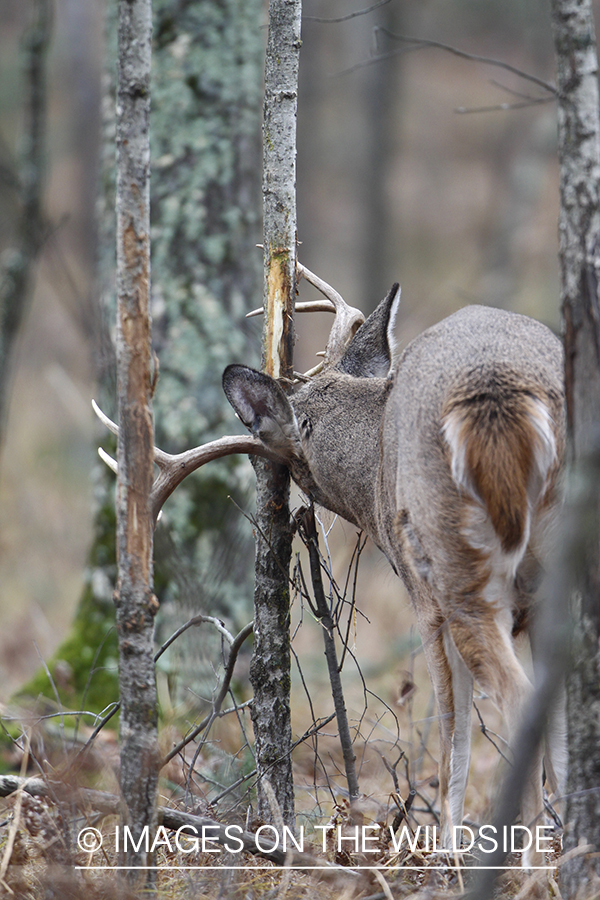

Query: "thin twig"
left=455, top=96, right=554, bottom=115
left=298, top=505, right=360, bottom=802
left=154, top=614, right=235, bottom=664
left=473, top=702, right=512, bottom=765
left=303, top=0, right=392, bottom=24
left=338, top=533, right=367, bottom=670
left=74, top=615, right=244, bottom=768
left=335, top=30, right=557, bottom=98
left=210, top=714, right=336, bottom=807
left=162, top=622, right=254, bottom=766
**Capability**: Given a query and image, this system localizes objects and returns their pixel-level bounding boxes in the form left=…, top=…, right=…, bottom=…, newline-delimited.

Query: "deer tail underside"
left=441, top=382, right=558, bottom=555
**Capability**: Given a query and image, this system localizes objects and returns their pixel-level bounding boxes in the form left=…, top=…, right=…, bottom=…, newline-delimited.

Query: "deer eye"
left=300, top=416, right=312, bottom=438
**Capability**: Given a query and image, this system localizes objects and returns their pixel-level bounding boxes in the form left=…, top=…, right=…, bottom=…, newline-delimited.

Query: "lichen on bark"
left=18, top=0, right=264, bottom=716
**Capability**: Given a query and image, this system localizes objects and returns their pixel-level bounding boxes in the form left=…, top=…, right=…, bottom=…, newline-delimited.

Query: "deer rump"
left=223, top=286, right=565, bottom=861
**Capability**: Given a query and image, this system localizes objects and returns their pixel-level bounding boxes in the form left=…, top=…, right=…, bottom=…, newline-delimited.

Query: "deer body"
left=223, top=285, right=565, bottom=856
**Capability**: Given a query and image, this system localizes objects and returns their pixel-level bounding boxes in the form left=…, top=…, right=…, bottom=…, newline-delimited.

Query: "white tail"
left=223, top=282, right=565, bottom=863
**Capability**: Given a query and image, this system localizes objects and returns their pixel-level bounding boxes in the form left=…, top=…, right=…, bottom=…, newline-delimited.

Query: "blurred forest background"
left=0, top=0, right=576, bottom=717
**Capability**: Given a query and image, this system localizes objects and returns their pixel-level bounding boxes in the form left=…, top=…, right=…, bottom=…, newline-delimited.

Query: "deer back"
left=382, top=305, right=564, bottom=601
left=223, top=290, right=564, bottom=592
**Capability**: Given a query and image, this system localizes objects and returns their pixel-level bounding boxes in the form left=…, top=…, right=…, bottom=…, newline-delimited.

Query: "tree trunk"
left=19, top=0, right=264, bottom=716
left=0, top=0, right=51, bottom=449
left=550, top=0, right=600, bottom=893
left=250, top=0, right=302, bottom=829
left=360, top=2, right=404, bottom=309
left=114, top=0, right=158, bottom=873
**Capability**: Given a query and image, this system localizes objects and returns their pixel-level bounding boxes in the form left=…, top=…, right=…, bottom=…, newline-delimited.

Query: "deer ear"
left=222, top=365, right=301, bottom=458
left=338, top=283, right=400, bottom=378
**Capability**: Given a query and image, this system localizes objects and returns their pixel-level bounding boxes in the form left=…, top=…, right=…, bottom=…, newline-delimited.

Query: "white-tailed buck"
left=222, top=275, right=566, bottom=860
left=94, top=265, right=565, bottom=861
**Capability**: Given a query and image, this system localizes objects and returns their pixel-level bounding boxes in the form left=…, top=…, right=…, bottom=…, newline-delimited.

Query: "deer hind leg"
left=449, top=605, right=545, bottom=865
left=523, top=557, right=567, bottom=807
left=413, top=599, right=474, bottom=850
left=529, top=623, right=567, bottom=810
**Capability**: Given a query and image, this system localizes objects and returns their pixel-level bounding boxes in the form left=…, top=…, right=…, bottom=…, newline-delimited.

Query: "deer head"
left=222, top=283, right=401, bottom=537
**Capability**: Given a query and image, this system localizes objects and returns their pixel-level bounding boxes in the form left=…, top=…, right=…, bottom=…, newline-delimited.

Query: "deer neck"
left=291, top=373, right=391, bottom=542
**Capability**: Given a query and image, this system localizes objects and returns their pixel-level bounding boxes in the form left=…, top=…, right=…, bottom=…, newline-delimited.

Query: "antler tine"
left=245, top=263, right=365, bottom=371
left=92, top=400, right=279, bottom=525
left=297, top=263, right=364, bottom=369
left=98, top=446, right=118, bottom=474
left=246, top=299, right=335, bottom=318
left=92, top=399, right=118, bottom=436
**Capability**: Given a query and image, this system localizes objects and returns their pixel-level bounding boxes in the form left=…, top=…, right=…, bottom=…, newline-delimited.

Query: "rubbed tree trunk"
left=114, top=0, right=158, bottom=873
left=250, top=0, right=301, bottom=829
left=550, top=0, right=600, bottom=893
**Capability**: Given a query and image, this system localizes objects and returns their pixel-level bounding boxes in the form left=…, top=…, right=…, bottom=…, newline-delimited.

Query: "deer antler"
left=92, top=400, right=279, bottom=526
left=247, top=262, right=365, bottom=375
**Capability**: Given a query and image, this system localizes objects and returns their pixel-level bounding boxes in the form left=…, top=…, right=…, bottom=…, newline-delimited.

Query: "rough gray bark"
left=0, top=0, right=51, bottom=449
left=551, top=0, right=600, bottom=459
left=115, top=0, right=158, bottom=872
left=550, top=0, right=600, bottom=893
left=250, top=0, right=302, bottom=829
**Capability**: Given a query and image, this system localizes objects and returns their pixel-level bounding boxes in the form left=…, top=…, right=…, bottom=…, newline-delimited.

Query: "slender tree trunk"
left=361, top=2, right=404, bottom=309
left=250, top=0, right=302, bottom=829
left=115, top=0, right=158, bottom=873
left=0, top=0, right=51, bottom=449
left=550, top=0, right=600, bottom=893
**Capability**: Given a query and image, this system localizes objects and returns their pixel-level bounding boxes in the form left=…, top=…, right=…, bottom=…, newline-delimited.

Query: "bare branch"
left=162, top=621, right=254, bottom=766
left=455, top=96, right=554, bottom=115
left=0, top=774, right=350, bottom=868
left=303, top=0, right=393, bottom=24
left=336, top=30, right=557, bottom=98
left=92, top=400, right=280, bottom=524
left=297, top=505, right=360, bottom=803
left=381, top=31, right=556, bottom=94
left=154, top=614, right=236, bottom=664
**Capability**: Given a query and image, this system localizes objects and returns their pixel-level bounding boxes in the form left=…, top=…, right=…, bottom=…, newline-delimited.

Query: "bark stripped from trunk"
left=250, top=0, right=302, bottom=830
left=115, top=0, right=158, bottom=873
left=550, top=0, right=600, bottom=892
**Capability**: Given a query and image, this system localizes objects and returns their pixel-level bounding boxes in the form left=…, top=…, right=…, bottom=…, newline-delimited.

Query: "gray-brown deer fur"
left=223, top=285, right=565, bottom=858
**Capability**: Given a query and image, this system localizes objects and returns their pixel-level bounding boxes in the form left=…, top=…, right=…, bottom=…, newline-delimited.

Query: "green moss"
left=15, top=496, right=119, bottom=715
